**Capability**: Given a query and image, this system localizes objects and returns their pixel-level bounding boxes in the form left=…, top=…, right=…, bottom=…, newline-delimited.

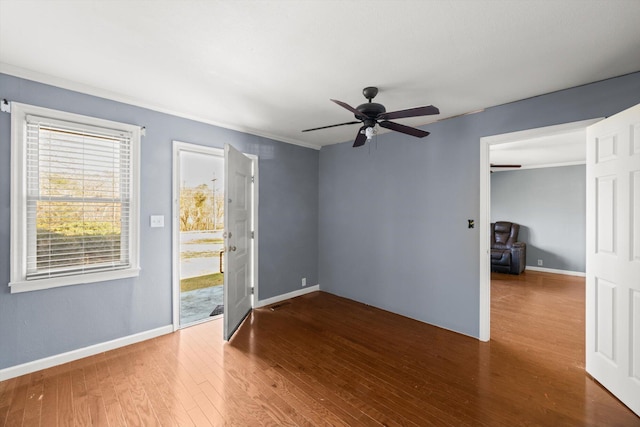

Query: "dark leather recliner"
left=491, top=221, right=526, bottom=274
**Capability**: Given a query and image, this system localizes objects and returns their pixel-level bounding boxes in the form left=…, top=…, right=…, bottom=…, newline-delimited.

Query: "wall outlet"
left=537, top=259, right=543, bottom=266
left=301, top=277, right=306, bottom=287
left=150, top=215, right=164, bottom=228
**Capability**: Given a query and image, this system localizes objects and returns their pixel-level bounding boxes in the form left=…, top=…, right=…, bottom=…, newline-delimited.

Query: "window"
left=10, top=103, right=140, bottom=293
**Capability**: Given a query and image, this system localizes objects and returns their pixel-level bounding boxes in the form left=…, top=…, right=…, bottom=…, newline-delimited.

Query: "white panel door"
left=586, top=103, right=640, bottom=416
left=223, top=144, right=253, bottom=341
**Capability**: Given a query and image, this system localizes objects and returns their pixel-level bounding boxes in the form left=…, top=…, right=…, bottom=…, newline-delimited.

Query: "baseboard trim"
left=255, top=285, right=319, bottom=308
left=0, top=325, right=174, bottom=381
left=526, top=266, right=586, bottom=277
left=2, top=286, right=321, bottom=381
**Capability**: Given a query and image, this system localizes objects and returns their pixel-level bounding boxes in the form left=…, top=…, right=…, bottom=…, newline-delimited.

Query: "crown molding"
left=0, top=63, right=321, bottom=151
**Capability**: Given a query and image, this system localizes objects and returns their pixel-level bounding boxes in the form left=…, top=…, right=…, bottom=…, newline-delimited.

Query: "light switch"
left=150, top=215, right=164, bottom=228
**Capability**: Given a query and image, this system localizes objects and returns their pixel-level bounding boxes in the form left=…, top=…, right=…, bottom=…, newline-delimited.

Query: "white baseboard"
left=255, top=284, right=319, bottom=308
left=0, top=325, right=173, bottom=381
left=526, top=266, right=586, bottom=277
left=1, top=287, right=322, bottom=381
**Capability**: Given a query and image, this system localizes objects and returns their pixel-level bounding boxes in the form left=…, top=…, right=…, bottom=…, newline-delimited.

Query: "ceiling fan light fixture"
left=364, top=126, right=376, bottom=140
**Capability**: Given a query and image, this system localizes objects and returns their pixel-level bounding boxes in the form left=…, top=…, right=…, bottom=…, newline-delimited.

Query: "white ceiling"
left=1, top=1, right=640, bottom=150
left=490, top=129, right=587, bottom=172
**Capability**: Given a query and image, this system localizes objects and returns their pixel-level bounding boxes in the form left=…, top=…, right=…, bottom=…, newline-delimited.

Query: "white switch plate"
left=150, top=215, right=164, bottom=228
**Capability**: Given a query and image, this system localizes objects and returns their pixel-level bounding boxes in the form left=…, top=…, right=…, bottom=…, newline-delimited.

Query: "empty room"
left=1, top=1, right=640, bottom=425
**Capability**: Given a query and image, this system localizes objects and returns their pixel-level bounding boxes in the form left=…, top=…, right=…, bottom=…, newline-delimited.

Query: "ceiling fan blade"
left=378, top=105, right=440, bottom=120
left=490, top=164, right=522, bottom=168
left=379, top=121, right=430, bottom=138
left=353, top=126, right=367, bottom=147
left=302, top=121, right=361, bottom=132
left=331, top=99, right=367, bottom=118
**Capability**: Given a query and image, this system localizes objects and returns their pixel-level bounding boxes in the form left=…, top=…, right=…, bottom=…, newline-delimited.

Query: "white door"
left=223, top=144, right=254, bottom=340
left=586, top=103, right=640, bottom=416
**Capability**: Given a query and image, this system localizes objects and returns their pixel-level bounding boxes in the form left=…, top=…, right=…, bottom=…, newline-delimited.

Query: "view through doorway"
left=479, top=118, right=600, bottom=339
left=175, top=145, right=225, bottom=327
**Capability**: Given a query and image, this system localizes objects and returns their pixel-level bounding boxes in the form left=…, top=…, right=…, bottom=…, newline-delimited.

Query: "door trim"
left=246, top=153, right=259, bottom=308
left=478, top=118, right=602, bottom=341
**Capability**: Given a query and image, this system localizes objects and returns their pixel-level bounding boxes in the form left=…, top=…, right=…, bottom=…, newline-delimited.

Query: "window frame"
left=10, top=103, right=141, bottom=293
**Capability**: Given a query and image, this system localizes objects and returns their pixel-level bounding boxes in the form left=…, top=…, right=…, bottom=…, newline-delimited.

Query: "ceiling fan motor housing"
left=356, top=102, right=385, bottom=120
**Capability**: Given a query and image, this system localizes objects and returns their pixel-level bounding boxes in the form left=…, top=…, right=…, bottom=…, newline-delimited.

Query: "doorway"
left=172, top=142, right=225, bottom=329
left=478, top=118, right=601, bottom=340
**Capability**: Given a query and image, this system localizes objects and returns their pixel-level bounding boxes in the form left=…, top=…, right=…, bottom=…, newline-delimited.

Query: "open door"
left=223, top=144, right=254, bottom=340
left=586, top=103, right=640, bottom=416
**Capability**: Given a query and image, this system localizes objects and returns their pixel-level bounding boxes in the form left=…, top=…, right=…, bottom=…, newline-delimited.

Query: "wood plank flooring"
left=1, top=270, right=639, bottom=426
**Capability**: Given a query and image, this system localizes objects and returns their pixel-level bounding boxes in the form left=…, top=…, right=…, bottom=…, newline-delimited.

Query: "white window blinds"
left=25, top=115, right=133, bottom=280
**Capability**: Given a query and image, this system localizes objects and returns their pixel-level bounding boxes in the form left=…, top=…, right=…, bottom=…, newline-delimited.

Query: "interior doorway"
left=172, top=142, right=225, bottom=329
left=478, top=118, right=601, bottom=340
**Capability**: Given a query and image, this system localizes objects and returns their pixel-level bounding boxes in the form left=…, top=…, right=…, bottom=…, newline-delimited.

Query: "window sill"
left=9, top=267, right=141, bottom=293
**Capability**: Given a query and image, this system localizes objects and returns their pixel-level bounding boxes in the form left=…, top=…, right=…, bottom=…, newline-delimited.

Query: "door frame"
left=171, top=141, right=259, bottom=331
left=478, top=118, right=602, bottom=341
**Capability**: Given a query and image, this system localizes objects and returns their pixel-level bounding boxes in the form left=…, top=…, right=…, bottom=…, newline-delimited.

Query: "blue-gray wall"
left=491, top=165, right=586, bottom=272
left=3, top=71, right=640, bottom=370
left=0, top=74, right=319, bottom=370
left=319, top=72, right=640, bottom=338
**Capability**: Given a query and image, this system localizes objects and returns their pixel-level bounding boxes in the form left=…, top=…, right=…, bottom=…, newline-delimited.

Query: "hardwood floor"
left=1, top=271, right=638, bottom=426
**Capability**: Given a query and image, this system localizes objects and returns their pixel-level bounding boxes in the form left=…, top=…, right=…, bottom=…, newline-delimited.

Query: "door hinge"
left=251, top=287, right=254, bottom=294
left=251, top=175, right=255, bottom=183
left=251, top=231, right=254, bottom=239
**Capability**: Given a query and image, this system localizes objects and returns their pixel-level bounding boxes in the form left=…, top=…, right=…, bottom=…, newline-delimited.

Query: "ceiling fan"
left=490, top=164, right=522, bottom=173
left=302, top=87, right=440, bottom=147
left=490, top=164, right=522, bottom=168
